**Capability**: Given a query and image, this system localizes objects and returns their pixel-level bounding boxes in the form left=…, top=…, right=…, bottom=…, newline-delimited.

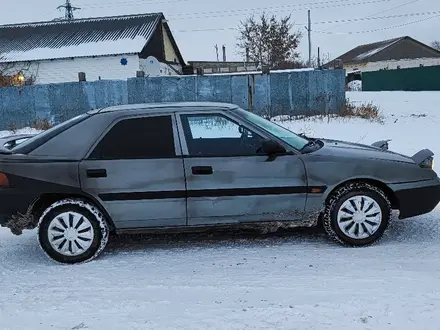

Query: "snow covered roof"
left=332, top=37, right=404, bottom=65
left=0, top=13, right=165, bottom=63
left=325, top=36, right=440, bottom=67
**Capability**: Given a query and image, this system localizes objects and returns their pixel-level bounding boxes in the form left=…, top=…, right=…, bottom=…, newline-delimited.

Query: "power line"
left=313, top=13, right=440, bottom=34
left=80, top=0, right=329, bottom=8
left=81, top=0, right=189, bottom=9
left=170, top=10, right=440, bottom=33
left=173, top=0, right=394, bottom=21
left=176, top=0, right=373, bottom=17
left=77, top=0, right=183, bottom=5
left=55, top=0, right=436, bottom=37
left=173, top=27, right=237, bottom=33
left=79, top=0, right=393, bottom=17
left=80, top=0, right=379, bottom=13
left=320, top=0, right=422, bottom=32
left=309, top=10, right=440, bottom=25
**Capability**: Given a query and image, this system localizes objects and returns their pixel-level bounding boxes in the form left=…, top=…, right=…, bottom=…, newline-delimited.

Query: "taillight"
left=0, top=173, right=9, bottom=187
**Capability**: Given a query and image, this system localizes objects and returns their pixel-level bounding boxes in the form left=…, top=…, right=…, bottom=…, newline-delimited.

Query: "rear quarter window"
left=13, top=114, right=90, bottom=155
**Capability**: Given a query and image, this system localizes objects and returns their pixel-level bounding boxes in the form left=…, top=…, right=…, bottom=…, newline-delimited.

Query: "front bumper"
left=390, top=178, right=440, bottom=219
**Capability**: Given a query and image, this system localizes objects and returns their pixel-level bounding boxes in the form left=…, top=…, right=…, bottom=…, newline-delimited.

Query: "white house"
left=0, top=12, right=185, bottom=86
left=325, top=36, right=440, bottom=74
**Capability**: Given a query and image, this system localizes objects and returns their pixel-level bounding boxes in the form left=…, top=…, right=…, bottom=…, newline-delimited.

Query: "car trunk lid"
left=0, top=146, right=13, bottom=155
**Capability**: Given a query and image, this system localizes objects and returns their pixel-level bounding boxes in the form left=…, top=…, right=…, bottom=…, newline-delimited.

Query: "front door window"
left=180, top=114, right=265, bottom=157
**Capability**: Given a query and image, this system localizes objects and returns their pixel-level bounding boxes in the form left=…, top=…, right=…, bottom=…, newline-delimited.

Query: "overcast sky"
left=1, top=0, right=438, bottom=63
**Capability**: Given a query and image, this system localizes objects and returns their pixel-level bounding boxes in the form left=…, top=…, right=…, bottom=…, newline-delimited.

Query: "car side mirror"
left=261, top=140, right=286, bottom=161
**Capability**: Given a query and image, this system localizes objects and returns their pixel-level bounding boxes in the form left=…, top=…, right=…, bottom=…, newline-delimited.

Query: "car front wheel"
left=37, top=199, right=109, bottom=264
left=323, top=182, right=392, bottom=246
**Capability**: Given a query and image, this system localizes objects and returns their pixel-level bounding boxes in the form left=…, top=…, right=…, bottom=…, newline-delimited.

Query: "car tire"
left=323, top=182, right=392, bottom=247
left=37, top=199, right=110, bottom=264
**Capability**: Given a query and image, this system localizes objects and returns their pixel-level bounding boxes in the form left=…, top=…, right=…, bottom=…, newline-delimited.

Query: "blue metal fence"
left=0, top=69, right=345, bottom=130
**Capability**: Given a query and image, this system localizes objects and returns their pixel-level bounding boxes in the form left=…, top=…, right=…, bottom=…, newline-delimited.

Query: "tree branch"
left=236, top=12, right=303, bottom=68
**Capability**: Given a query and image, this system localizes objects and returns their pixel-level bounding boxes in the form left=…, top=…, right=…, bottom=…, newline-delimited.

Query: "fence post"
left=247, top=74, right=254, bottom=112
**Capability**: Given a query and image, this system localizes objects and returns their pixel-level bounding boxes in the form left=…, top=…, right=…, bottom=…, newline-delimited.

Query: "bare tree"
left=298, top=52, right=332, bottom=69
left=431, top=40, right=440, bottom=51
left=0, top=61, right=36, bottom=87
left=236, top=13, right=302, bottom=69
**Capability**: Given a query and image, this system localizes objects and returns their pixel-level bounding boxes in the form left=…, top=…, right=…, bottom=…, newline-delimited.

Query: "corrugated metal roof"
left=325, top=36, right=440, bottom=68
left=0, top=13, right=164, bottom=63
left=333, top=37, right=404, bottom=65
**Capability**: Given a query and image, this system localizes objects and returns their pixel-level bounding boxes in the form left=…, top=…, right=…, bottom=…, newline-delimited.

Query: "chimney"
left=222, top=45, right=226, bottom=62
left=78, top=72, right=86, bottom=82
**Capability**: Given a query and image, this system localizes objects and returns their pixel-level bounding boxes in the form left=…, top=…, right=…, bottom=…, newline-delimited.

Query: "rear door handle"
left=86, top=169, right=107, bottom=178
left=192, top=166, right=213, bottom=175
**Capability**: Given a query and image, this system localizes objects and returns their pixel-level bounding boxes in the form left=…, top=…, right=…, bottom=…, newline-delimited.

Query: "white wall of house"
left=139, top=58, right=181, bottom=76
left=4, top=53, right=185, bottom=85
left=4, top=54, right=141, bottom=85
left=345, top=57, right=440, bottom=73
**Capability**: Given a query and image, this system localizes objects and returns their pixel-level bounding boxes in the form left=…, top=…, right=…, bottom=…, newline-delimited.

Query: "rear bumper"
left=0, top=214, right=7, bottom=226
left=390, top=178, right=440, bottom=219
left=0, top=189, right=35, bottom=226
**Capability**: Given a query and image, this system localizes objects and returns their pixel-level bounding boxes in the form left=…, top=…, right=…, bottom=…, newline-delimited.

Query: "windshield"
left=12, top=113, right=89, bottom=154
left=235, top=108, right=309, bottom=150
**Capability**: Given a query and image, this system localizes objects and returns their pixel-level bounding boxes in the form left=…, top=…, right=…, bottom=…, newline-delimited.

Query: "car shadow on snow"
left=105, top=213, right=440, bottom=254
left=105, top=225, right=330, bottom=253
left=1, top=214, right=438, bottom=266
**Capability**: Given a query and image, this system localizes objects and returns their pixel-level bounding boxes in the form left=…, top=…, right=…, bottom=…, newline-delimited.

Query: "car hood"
left=314, top=138, right=415, bottom=164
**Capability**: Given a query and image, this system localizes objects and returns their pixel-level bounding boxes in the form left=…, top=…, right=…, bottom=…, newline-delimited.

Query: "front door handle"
left=86, top=169, right=107, bottom=178
left=192, top=166, right=213, bottom=175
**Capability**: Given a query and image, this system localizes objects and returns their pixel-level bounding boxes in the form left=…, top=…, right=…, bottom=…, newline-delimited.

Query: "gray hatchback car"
left=1, top=102, right=439, bottom=264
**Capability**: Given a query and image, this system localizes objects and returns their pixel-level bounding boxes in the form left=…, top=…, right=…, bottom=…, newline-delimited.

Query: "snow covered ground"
left=1, top=91, right=440, bottom=330
left=0, top=127, right=41, bottom=137
left=347, top=80, right=362, bottom=91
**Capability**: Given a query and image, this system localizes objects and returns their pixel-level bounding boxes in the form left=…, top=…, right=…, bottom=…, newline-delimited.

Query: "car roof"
left=87, top=102, right=239, bottom=115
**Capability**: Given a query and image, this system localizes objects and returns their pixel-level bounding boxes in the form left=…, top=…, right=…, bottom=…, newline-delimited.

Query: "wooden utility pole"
left=308, top=10, right=312, bottom=67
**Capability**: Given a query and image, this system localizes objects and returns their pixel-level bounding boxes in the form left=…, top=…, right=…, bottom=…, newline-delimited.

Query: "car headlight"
left=420, top=156, right=434, bottom=169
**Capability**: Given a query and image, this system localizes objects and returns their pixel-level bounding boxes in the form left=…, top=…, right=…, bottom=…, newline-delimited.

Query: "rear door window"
left=88, top=115, right=176, bottom=160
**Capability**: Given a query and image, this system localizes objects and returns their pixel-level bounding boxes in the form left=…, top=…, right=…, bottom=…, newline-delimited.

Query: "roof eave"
left=0, top=52, right=140, bottom=64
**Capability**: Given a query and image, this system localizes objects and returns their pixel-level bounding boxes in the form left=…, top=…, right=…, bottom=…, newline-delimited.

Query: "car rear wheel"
left=37, top=199, right=109, bottom=264
left=323, top=182, right=391, bottom=246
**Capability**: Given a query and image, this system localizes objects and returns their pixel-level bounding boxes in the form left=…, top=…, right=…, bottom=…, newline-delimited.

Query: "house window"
left=0, top=73, right=26, bottom=87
